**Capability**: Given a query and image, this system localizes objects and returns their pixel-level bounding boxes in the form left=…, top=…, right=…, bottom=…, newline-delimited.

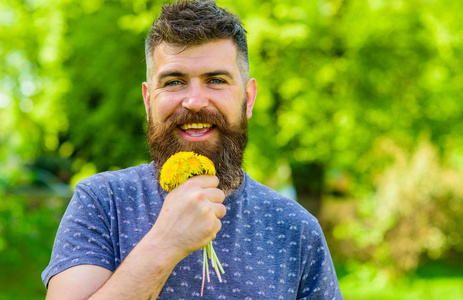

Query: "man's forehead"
left=155, top=42, right=189, bottom=56
left=155, top=39, right=237, bottom=53
left=152, top=40, right=240, bottom=76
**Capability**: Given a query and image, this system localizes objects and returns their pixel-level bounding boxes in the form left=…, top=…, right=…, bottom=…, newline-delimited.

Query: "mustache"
left=164, top=109, right=229, bottom=132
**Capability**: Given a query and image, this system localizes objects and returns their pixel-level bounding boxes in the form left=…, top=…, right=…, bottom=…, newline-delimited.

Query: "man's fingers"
left=171, top=174, right=226, bottom=218
left=212, top=203, right=226, bottom=219
left=183, top=175, right=219, bottom=189
left=203, top=188, right=226, bottom=218
left=206, top=187, right=225, bottom=204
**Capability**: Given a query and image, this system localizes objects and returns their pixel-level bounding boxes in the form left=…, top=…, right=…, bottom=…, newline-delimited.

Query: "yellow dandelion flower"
left=160, top=152, right=216, bottom=192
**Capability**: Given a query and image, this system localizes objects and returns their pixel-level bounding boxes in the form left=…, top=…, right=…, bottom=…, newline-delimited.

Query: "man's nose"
left=182, top=82, right=209, bottom=112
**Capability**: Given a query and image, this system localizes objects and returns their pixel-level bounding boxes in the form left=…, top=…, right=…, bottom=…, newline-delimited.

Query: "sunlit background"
left=1, top=0, right=463, bottom=299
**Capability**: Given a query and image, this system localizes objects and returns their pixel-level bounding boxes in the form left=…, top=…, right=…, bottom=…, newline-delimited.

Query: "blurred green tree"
left=2, top=0, right=463, bottom=298
left=64, top=2, right=149, bottom=173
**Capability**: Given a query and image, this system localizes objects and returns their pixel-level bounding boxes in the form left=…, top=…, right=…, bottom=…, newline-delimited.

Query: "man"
left=42, top=0, right=343, bottom=299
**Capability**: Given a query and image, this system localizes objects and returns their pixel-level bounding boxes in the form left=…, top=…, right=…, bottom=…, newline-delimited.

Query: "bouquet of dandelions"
left=159, top=151, right=225, bottom=296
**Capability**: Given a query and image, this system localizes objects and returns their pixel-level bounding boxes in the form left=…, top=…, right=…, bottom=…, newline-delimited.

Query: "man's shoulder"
left=78, top=162, right=154, bottom=187
left=243, top=173, right=319, bottom=224
left=75, top=162, right=158, bottom=199
left=244, top=174, right=290, bottom=200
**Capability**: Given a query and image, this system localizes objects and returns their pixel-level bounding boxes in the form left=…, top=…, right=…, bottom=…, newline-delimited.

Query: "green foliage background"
left=1, top=0, right=463, bottom=298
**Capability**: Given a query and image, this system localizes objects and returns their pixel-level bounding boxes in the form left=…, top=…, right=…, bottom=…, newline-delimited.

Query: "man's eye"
left=166, top=80, right=182, bottom=86
left=209, top=78, right=224, bottom=84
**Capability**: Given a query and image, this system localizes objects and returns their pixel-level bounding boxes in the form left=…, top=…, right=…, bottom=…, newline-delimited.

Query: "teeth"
left=180, top=123, right=212, bottom=130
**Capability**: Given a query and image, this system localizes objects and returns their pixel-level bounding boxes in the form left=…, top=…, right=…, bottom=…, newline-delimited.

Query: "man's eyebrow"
left=157, top=71, right=186, bottom=83
left=203, top=70, right=233, bottom=79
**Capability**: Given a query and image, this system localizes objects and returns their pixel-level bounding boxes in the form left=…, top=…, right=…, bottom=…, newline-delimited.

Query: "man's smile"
left=178, top=122, right=216, bottom=139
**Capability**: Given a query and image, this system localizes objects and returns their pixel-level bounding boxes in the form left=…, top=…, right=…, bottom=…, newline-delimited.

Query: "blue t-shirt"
left=42, top=162, right=343, bottom=299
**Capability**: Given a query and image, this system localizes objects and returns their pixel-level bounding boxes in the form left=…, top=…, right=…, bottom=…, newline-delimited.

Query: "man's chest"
left=157, top=246, right=302, bottom=300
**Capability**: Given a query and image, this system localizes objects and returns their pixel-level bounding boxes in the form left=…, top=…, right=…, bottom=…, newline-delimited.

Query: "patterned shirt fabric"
left=42, top=162, right=343, bottom=299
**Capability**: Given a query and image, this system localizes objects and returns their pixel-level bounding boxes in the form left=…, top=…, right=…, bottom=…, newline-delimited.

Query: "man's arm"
left=46, top=232, right=179, bottom=300
left=46, top=175, right=226, bottom=300
left=46, top=236, right=177, bottom=300
left=46, top=265, right=112, bottom=300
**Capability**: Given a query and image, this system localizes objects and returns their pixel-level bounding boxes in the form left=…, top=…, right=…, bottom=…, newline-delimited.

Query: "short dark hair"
left=145, top=0, right=249, bottom=82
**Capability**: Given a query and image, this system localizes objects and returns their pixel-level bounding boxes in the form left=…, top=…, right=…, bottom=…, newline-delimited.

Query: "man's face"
left=142, top=39, right=257, bottom=192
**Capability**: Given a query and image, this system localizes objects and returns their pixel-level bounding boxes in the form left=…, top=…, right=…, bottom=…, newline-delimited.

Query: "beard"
left=147, top=101, right=248, bottom=194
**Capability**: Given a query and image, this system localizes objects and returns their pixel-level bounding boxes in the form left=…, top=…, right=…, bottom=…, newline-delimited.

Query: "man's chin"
left=177, top=139, right=219, bottom=156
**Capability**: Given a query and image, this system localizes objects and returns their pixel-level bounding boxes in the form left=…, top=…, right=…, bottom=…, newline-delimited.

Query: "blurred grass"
left=341, top=277, right=463, bottom=300
left=338, top=259, right=463, bottom=300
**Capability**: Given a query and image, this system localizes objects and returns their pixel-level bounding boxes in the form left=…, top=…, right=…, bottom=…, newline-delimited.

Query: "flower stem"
left=200, top=241, right=224, bottom=296
left=201, top=248, right=207, bottom=296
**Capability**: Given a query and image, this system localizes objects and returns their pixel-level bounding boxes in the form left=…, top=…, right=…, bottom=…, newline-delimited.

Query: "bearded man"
left=42, top=1, right=343, bottom=299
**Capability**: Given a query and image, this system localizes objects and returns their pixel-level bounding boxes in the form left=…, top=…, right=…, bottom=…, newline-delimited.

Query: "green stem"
left=200, top=241, right=225, bottom=296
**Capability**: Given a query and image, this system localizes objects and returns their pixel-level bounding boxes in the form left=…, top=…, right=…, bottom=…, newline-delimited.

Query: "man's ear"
left=245, top=78, right=257, bottom=119
left=142, top=82, right=150, bottom=122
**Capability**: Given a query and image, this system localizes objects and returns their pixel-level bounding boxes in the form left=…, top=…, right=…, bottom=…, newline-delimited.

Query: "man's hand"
left=148, top=175, right=227, bottom=261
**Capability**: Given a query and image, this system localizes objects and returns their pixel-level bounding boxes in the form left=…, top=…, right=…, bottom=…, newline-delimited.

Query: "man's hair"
left=145, top=0, right=249, bottom=83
